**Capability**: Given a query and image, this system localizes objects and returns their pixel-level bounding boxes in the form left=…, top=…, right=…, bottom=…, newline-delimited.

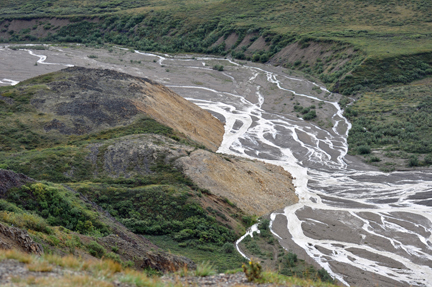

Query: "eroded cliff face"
left=28, top=67, right=224, bottom=151
left=175, top=150, right=297, bottom=216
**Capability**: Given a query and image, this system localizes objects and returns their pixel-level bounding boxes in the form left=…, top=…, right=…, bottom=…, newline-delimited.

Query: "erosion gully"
left=1, top=44, right=432, bottom=287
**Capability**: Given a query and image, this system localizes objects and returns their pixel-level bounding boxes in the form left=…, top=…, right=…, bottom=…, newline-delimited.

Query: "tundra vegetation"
left=0, top=70, right=334, bottom=285
left=1, top=0, right=432, bottom=168
left=0, top=0, right=431, bottom=283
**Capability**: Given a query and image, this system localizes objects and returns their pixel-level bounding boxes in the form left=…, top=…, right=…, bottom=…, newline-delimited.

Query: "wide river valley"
left=1, top=44, right=432, bottom=286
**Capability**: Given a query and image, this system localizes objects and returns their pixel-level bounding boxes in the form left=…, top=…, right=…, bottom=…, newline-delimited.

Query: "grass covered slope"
left=343, top=78, right=432, bottom=170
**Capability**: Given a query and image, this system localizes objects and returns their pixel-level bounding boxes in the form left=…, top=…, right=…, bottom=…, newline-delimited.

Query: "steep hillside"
left=0, top=169, right=195, bottom=272
left=0, top=67, right=223, bottom=152
left=177, top=150, right=297, bottom=216
left=0, top=67, right=300, bottom=273
left=0, top=0, right=431, bottom=93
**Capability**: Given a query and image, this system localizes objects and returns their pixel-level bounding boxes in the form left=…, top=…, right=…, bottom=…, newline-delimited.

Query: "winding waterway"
left=1, top=44, right=432, bottom=286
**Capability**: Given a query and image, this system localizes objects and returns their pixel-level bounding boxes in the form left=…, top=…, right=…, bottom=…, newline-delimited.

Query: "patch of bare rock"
left=0, top=223, right=42, bottom=255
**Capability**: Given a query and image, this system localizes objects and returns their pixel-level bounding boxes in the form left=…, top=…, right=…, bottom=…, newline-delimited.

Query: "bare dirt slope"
left=176, top=150, right=297, bottom=216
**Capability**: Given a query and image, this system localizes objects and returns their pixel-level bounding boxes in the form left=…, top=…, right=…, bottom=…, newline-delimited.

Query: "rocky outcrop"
left=29, top=67, right=224, bottom=151
left=141, top=251, right=196, bottom=272
left=0, top=169, right=34, bottom=196
left=86, top=134, right=195, bottom=178
left=97, top=234, right=195, bottom=272
left=175, top=150, right=297, bottom=216
left=0, top=223, right=43, bottom=255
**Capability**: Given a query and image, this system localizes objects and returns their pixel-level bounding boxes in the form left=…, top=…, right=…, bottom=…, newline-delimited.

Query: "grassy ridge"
left=1, top=0, right=432, bottom=59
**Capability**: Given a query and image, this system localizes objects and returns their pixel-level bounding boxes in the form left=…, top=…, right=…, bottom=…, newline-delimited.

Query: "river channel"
left=1, top=44, right=432, bottom=287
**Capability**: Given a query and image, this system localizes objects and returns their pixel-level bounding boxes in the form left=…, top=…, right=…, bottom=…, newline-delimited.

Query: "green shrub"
left=197, top=245, right=216, bottom=252
left=303, top=110, right=317, bottom=120
left=220, top=242, right=235, bottom=254
left=0, top=210, right=51, bottom=234
left=88, top=184, right=236, bottom=245
left=318, top=268, right=333, bottom=282
left=104, top=252, right=122, bottom=263
left=424, top=154, right=432, bottom=165
left=6, top=183, right=110, bottom=236
left=357, top=145, right=371, bottom=155
left=212, top=65, right=224, bottom=71
left=260, top=54, right=269, bottom=63
left=242, top=260, right=262, bottom=281
left=252, top=54, right=260, bottom=62
left=286, top=252, right=297, bottom=268
left=195, top=261, right=217, bottom=277
left=242, top=215, right=257, bottom=227
left=223, top=197, right=236, bottom=207
left=408, top=156, right=419, bottom=167
left=0, top=200, right=23, bottom=214
left=87, top=241, right=106, bottom=258
left=369, top=156, right=381, bottom=162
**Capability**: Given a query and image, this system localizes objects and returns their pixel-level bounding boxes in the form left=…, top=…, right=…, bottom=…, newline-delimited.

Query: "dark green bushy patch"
left=87, top=240, right=106, bottom=258
left=79, top=184, right=236, bottom=245
left=6, top=182, right=110, bottom=235
left=0, top=146, right=93, bottom=183
left=294, top=104, right=317, bottom=120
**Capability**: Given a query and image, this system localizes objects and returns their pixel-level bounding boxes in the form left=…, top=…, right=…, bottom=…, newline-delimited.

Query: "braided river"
left=1, top=44, right=432, bottom=286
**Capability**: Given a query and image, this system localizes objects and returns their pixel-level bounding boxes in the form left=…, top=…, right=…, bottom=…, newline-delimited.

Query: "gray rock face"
left=98, top=234, right=196, bottom=272
left=0, top=169, right=34, bottom=196
left=142, top=251, right=196, bottom=272
left=0, top=223, right=43, bottom=255
left=86, top=134, right=194, bottom=178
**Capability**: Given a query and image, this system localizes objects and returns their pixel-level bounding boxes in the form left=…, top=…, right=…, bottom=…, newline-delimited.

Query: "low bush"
left=242, top=260, right=262, bottom=281
left=0, top=210, right=51, bottom=233
left=212, top=65, right=224, bottom=71
left=87, top=241, right=106, bottom=258
left=195, top=261, right=217, bottom=277
left=408, top=156, right=419, bottom=167
left=220, top=242, right=235, bottom=254
left=357, top=145, right=371, bottom=155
